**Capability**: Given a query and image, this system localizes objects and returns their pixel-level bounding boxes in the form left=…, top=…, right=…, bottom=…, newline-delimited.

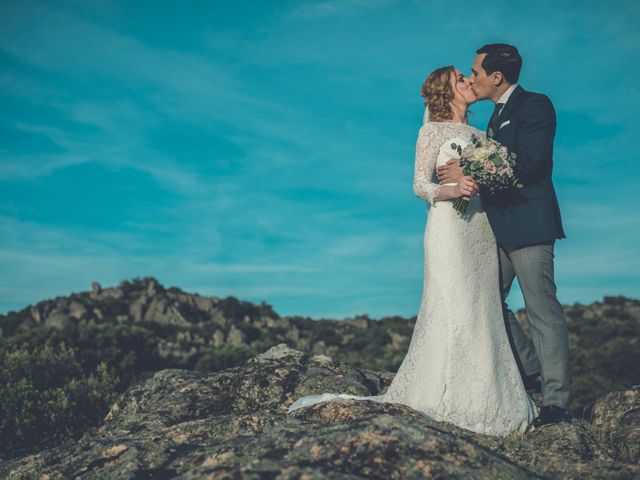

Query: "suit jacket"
left=481, top=85, right=566, bottom=247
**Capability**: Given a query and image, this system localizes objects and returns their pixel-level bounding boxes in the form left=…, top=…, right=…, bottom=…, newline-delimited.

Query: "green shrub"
left=6, top=321, right=164, bottom=392
left=250, top=333, right=282, bottom=354
left=194, top=344, right=256, bottom=372
left=0, top=343, right=118, bottom=458
left=309, top=320, right=343, bottom=347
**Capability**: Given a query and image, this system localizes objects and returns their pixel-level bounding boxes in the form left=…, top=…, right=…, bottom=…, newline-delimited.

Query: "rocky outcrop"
left=584, top=386, right=640, bottom=464
left=0, top=277, right=283, bottom=365
left=2, top=344, right=638, bottom=479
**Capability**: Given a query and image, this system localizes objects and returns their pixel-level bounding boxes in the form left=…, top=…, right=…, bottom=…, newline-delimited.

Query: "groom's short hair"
left=476, top=44, right=522, bottom=84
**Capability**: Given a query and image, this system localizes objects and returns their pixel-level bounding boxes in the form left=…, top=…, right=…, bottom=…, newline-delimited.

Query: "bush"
left=251, top=333, right=282, bottom=354
left=309, top=320, right=343, bottom=347
left=6, top=321, right=164, bottom=392
left=194, top=344, right=256, bottom=372
left=0, top=343, right=118, bottom=458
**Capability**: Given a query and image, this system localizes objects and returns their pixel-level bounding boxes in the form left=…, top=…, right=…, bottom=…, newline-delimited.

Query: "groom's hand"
left=437, top=159, right=463, bottom=184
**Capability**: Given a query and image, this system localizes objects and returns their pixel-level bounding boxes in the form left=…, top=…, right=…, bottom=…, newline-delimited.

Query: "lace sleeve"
left=413, top=123, right=443, bottom=206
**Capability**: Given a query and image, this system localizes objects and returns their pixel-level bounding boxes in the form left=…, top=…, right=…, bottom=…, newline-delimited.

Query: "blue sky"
left=1, top=0, right=638, bottom=319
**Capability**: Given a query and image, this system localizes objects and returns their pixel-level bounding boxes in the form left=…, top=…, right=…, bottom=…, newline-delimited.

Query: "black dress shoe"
left=523, top=373, right=542, bottom=394
left=533, top=405, right=573, bottom=427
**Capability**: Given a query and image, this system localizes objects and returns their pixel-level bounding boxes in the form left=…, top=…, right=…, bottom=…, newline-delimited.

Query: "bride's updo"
left=421, top=65, right=455, bottom=122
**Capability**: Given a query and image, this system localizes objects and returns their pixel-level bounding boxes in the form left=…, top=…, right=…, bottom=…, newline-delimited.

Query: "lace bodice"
left=413, top=122, right=484, bottom=205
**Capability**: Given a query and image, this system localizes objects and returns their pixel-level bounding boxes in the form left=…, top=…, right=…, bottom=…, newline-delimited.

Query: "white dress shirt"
left=497, top=83, right=519, bottom=116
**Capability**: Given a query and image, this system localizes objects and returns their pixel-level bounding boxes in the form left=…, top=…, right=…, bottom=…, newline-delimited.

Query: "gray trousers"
left=498, top=241, right=571, bottom=409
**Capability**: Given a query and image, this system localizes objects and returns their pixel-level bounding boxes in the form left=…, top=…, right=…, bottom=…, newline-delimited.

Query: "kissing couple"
left=288, top=44, right=571, bottom=436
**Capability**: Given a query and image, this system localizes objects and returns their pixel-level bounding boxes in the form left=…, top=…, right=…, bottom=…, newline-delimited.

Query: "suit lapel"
left=487, top=86, right=525, bottom=139
left=496, top=86, right=524, bottom=127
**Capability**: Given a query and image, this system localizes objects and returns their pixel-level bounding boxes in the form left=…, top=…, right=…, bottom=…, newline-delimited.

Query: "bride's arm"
left=413, top=124, right=473, bottom=204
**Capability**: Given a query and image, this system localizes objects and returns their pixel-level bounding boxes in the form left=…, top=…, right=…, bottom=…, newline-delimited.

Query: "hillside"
left=0, top=277, right=638, bottom=463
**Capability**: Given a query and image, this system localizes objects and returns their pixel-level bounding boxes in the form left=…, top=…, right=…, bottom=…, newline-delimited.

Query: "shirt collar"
left=497, top=83, right=518, bottom=105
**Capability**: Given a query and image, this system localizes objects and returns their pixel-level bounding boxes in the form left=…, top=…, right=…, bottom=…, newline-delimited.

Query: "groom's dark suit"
left=480, top=85, right=571, bottom=410
left=482, top=85, right=565, bottom=246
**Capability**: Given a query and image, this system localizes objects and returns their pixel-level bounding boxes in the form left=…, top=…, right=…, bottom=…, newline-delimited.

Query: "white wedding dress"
left=287, top=120, right=537, bottom=436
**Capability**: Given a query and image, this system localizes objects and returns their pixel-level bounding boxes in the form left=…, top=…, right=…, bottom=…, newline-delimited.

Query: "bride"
left=287, top=66, right=537, bottom=436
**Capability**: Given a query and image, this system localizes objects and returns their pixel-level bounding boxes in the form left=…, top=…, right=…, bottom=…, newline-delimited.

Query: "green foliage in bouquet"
left=453, top=134, right=522, bottom=213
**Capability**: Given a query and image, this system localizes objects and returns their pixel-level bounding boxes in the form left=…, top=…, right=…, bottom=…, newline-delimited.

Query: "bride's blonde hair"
left=421, top=65, right=455, bottom=122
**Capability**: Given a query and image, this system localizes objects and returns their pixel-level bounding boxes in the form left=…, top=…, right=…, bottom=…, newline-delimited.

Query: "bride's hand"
left=437, top=159, right=463, bottom=184
left=455, top=176, right=479, bottom=197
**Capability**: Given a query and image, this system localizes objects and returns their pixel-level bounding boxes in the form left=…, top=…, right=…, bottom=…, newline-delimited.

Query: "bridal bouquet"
left=452, top=134, right=523, bottom=213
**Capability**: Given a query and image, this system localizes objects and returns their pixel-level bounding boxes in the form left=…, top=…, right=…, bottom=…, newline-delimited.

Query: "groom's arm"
left=512, top=94, right=556, bottom=185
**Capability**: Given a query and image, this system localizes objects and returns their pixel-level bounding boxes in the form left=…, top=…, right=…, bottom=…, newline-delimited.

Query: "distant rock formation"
left=1, top=344, right=638, bottom=479
left=1, top=277, right=284, bottom=365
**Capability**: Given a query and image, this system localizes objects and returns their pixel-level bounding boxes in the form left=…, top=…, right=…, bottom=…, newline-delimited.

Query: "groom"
left=437, top=43, right=572, bottom=427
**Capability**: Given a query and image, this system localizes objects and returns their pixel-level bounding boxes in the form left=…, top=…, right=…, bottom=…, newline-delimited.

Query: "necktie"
left=487, top=102, right=504, bottom=137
